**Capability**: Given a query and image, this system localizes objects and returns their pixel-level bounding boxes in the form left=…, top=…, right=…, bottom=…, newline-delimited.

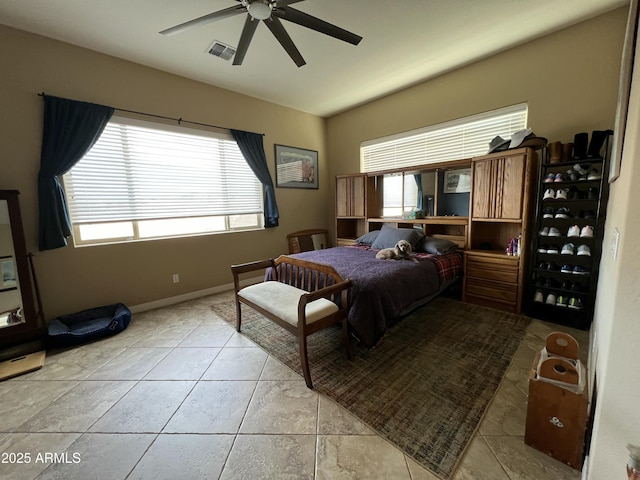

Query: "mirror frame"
left=0, top=190, right=41, bottom=348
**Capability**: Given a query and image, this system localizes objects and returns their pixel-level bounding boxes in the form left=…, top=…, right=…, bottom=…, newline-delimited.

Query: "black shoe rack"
left=525, top=132, right=611, bottom=329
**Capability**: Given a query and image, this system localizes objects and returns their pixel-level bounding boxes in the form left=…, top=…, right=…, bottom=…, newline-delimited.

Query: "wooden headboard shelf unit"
left=367, top=216, right=469, bottom=250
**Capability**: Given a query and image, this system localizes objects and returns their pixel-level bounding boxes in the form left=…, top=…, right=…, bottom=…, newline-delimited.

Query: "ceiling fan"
left=160, top=0, right=362, bottom=67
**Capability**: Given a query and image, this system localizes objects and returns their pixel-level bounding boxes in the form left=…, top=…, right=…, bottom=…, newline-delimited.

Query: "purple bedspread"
left=289, top=247, right=441, bottom=347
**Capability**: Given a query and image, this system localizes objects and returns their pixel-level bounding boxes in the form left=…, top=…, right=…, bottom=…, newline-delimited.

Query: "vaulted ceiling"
left=0, top=0, right=628, bottom=117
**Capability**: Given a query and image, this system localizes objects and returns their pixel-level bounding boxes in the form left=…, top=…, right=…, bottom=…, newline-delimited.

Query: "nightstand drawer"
left=466, top=256, right=519, bottom=284
left=465, top=277, right=517, bottom=304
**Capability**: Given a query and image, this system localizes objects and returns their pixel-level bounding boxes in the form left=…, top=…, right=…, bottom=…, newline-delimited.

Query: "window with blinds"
left=63, top=116, right=263, bottom=245
left=361, top=103, right=528, bottom=173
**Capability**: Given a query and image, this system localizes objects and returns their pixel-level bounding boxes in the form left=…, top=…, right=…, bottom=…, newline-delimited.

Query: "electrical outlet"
left=172, top=274, right=179, bottom=283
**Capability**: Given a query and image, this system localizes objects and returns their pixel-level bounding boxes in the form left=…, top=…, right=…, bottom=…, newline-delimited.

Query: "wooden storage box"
left=524, top=333, right=589, bottom=470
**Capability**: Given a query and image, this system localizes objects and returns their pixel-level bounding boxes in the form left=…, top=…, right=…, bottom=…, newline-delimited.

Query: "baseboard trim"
left=129, top=275, right=263, bottom=314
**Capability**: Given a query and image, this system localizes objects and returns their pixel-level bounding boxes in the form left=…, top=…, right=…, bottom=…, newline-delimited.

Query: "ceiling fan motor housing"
left=246, top=0, right=272, bottom=20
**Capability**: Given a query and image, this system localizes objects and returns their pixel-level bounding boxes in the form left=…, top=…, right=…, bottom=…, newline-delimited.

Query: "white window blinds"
left=63, top=116, right=263, bottom=224
left=361, top=103, right=528, bottom=173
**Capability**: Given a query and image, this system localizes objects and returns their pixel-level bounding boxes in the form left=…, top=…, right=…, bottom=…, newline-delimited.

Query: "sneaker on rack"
left=544, top=277, right=560, bottom=288
left=573, top=265, right=589, bottom=275
left=543, top=207, right=555, bottom=218
left=577, top=244, right=591, bottom=256
left=567, top=225, right=581, bottom=237
left=555, top=207, right=572, bottom=219
left=546, top=245, right=560, bottom=254
left=554, top=173, right=567, bottom=182
left=561, top=243, right=575, bottom=255
left=571, top=282, right=586, bottom=293
left=534, top=291, right=544, bottom=303
left=537, top=244, right=548, bottom=253
left=587, top=187, right=599, bottom=200
left=582, top=210, right=596, bottom=219
left=539, top=226, right=549, bottom=236
left=568, top=297, right=584, bottom=310
left=565, top=169, right=578, bottom=181
left=561, top=280, right=573, bottom=290
left=548, top=227, right=562, bottom=237
left=573, top=163, right=589, bottom=178
left=561, top=264, right=574, bottom=274
left=544, top=173, right=556, bottom=183
left=556, top=295, right=569, bottom=307
left=587, top=169, right=601, bottom=180
left=569, top=186, right=583, bottom=200
left=543, top=188, right=556, bottom=200
left=580, top=225, right=594, bottom=237
left=535, top=276, right=547, bottom=287
left=545, top=292, right=557, bottom=305
left=546, top=262, right=560, bottom=272
left=555, top=188, right=569, bottom=200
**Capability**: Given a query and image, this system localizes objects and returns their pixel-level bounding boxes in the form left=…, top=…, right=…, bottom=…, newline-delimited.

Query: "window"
left=382, top=173, right=418, bottom=217
left=360, top=103, right=528, bottom=173
left=63, top=116, right=263, bottom=246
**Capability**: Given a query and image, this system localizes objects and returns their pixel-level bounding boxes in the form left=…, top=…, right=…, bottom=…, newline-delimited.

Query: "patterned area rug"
left=211, top=296, right=531, bottom=479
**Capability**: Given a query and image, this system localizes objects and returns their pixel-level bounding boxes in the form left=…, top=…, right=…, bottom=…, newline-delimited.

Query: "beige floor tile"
left=405, top=456, right=442, bottom=480
left=0, top=433, right=80, bottom=480
left=89, top=380, right=195, bottom=433
left=239, top=380, right=318, bottom=434
left=163, top=380, right=256, bottom=433
left=128, top=434, right=234, bottom=480
left=129, top=324, right=197, bottom=348
left=452, top=436, right=510, bottom=480
left=201, top=347, right=268, bottom=380
left=177, top=324, right=235, bottom=347
left=23, top=344, right=126, bottom=381
left=143, top=347, right=221, bottom=380
left=224, top=331, right=258, bottom=347
left=479, top=379, right=528, bottom=436
left=260, top=356, right=303, bottom=381
left=221, top=434, right=316, bottom=480
left=317, top=395, right=375, bottom=436
left=18, top=381, right=135, bottom=433
left=484, top=435, right=581, bottom=480
left=36, top=433, right=155, bottom=480
left=316, top=435, right=412, bottom=480
left=87, top=347, right=170, bottom=380
left=0, top=381, right=79, bottom=432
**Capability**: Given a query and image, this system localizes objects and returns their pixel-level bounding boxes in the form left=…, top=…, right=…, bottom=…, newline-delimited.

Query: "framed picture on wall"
left=444, top=168, right=471, bottom=193
left=274, top=144, right=318, bottom=189
left=0, top=255, right=17, bottom=290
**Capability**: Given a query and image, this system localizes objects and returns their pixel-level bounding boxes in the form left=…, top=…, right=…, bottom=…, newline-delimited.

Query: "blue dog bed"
left=47, top=303, right=131, bottom=347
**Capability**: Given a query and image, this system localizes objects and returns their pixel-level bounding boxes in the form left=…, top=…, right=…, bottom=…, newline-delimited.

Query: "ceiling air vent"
left=207, top=41, right=237, bottom=61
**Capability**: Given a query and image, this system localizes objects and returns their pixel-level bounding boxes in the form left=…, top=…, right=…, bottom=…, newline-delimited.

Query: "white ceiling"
left=0, top=0, right=628, bottom=117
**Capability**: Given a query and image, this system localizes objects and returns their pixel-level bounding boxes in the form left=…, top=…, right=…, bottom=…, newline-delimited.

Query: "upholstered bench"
left=231, top=255, right=352, bottom=388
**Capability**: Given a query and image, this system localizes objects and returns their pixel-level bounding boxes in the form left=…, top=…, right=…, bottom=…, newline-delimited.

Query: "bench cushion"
left=238, top=281, right=338, bottom=326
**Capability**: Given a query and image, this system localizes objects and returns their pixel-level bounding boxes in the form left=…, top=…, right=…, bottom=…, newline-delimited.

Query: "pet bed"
left=47, top=303, right=131, bottom=347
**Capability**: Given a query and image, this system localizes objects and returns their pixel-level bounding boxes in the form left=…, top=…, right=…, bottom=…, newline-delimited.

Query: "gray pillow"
left=355, top=230, right=380, bottom=245
left=371, top=227, right=424, bottom=250
left=420, top=237, right=458, bottom=255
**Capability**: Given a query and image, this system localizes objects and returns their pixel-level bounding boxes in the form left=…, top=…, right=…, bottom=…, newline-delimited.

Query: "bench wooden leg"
left=235, top=297, right=242, bottom=332
left=298, top=333, right=313, bottom=389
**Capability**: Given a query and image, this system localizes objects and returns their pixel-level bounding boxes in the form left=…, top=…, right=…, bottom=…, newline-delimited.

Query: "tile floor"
left=0, top=291, right=588, bottom=480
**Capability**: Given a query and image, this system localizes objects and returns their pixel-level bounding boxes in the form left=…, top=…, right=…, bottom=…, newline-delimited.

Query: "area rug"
left=211, top=296, right=531, bottom=479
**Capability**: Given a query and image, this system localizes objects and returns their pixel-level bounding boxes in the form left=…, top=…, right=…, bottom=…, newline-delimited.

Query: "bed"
left=285, top=240, right=463, bottom=348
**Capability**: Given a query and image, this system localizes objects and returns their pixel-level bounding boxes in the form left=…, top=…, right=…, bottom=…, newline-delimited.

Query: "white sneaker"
left=534, top=291, right=544, bottom=303
left=539, top=227, right=549, bottom=236
left=548, top=227, right=562, bottom=237
left=543, top=188, right=555, bottom=200
left=545, top=293, right=557, bottom=305
left=555, top=188, right=569, bottom=200
left=577, top=245, right=591, bottom=256
left=580, top=225, right=594, bottom=237
left=567, top=225, right=581, bottom=237
left=546, top=245, right=560, bottom=254
left=561, top=243, right=575, bottom=255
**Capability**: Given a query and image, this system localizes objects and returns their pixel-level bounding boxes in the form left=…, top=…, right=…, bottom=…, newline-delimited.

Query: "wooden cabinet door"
left=472, top=158, right=495, bottom=219
left=336, top=175, right=365, bottom=217
left=499, top=154, right=525, bottom=219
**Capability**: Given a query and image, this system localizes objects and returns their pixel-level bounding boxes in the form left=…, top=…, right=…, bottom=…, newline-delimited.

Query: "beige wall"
left=0, top=25, right=329, bottom=319
left=326, top=8, right=626, bottom=179
left=587, top=8, right=640, bottom=476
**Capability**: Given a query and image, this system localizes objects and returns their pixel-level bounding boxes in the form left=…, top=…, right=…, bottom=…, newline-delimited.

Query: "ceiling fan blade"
left=274, top=6, right=362, bottom=45
left=275, top=0, right=306, bottom=6
left=233, top=16, right=260, bottom=65
left=160, top=4, right=246, bottom=36
left=264, top=16, right=306, bottom=67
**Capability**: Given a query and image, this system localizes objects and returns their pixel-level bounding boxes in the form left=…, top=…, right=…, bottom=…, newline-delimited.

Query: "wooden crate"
left=524, top=333, right=589, bottom=470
